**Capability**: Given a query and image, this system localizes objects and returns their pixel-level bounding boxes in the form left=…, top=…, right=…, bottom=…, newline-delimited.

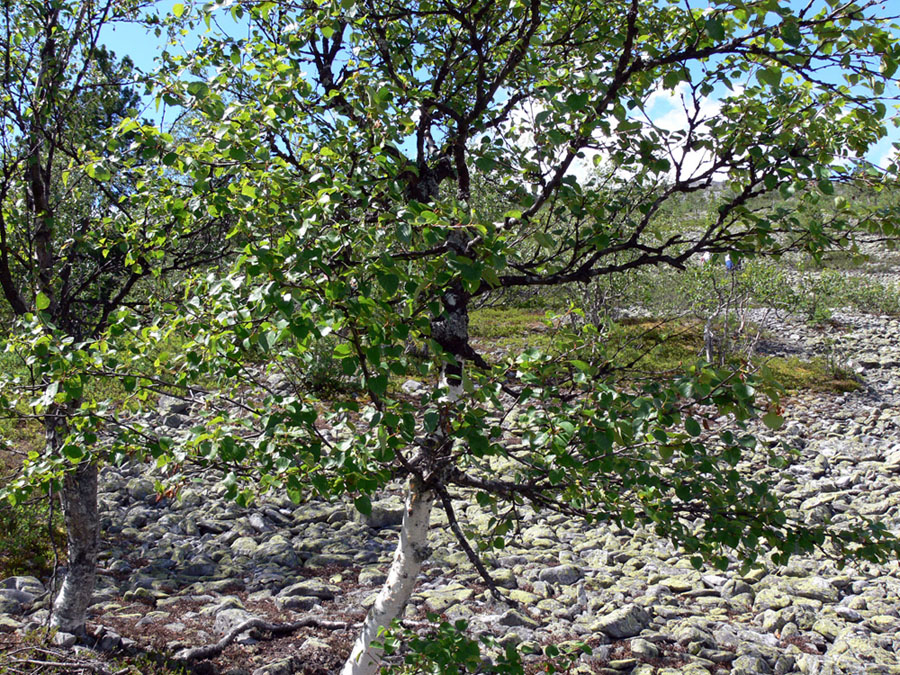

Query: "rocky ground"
left=1, top=308, right=900, bottom=675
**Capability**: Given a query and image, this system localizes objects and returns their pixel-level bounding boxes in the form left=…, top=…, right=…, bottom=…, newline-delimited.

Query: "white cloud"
left=877, top=144, right=898, bottom=169
left=495, top=81, right=733, bottom=190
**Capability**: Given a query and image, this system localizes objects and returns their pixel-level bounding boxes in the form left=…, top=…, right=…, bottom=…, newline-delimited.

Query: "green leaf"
left=424, top=410, right=439, bottom=433
left=571, top=359, right=592, bottom=373
left=354, top=495, right=372, bottom=516
left=62, top=444, right=84, bottom=461
left=377, top=273, right=399, bottom=296
left=685, top=416, right=702, bottom=437
left=756, top=67, right=782, bottom=88
left=762, top=412, right=784, bottom=430
left=368, top=374, right=388, bottom=396
left=566, top=91, right=590, bottom=111
left=474, top=156, right=496, bottom=172
left=173, top=3, right=185, bottom=18
left=781, top=20, right=802, bottom=46
left=333, top=343, right=353, bottom=358
left=35, top=292, right=50, bottom=310
left=705, top=16, right=725, bottom=41
left=187, top=81, right=209, bottom=99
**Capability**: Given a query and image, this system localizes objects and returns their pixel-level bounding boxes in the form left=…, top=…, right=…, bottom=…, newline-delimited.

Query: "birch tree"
left=0, top=0, right=231, bottom=635
left=149, top=0, right=900, bottom=672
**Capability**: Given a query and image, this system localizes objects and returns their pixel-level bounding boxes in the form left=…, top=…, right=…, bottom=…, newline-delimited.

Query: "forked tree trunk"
left=47, top=409, right=99, bottom=635
left=341, top=477, right=435, bottom=675
left=342, top=168, right=467, bottom=674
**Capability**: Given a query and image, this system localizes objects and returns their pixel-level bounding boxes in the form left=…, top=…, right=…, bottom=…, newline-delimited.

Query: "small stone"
left=0, top=615, right=22, bottom=633
left=608, top=658, right=638, bottom=670
left=164, top=413, right=189, bottom=428
left=0, top=588, right=35, bottom=608
left=351, top=496, right=406, bottom=529
left=812, top=618, right=843, bottom=641
left=136, top=611, right=170, bottom=627
left=248, top=513, right=272, bottom=533
left=277, top=579, right=340, bottom=600
left=731, top=654, right=772, bottom=674
left=159, top=395, right=191, bottom=415
left=2, top=576, right=45, bottom=595
left=52, top=631, right=78, bottom=647
left=358, top=567, right=387, bottom=586
left=123, top=587, right=163, bottom=604
left=126, top=477, right=156, bottom=502
left=507, top=589, right=541, bottom=605
left=182, top=562, right=216, bottom=578
left=0, top=596, right=21, bottom=615
left=754, top=587, right=792, bottom=611
left=497, top=609, right=539, bottom=628
left=278, top=596, right=317, bottom=611
left=401, top=379, right=425, bottom=395
left=722, top=579, right=754, bottom=599
left=423, top=586, right=473, bottom=613
left=834, top=606, right=862, bottom=622
left=661, top=576, right=699, bottom=593
left=492, top=568, right=517, bottom=589
left=251, top=657, right=297, bottom=675
left=299, top=636, right=332, bottom=651
left=538, top=564, right=583, bottom=586
left=630, top=638, right=659, bottom=658
left=866, top=615, right=899, bottom=633
left=230, top=537, right=259, bottom=556
left=214, top=609, right=259, bottom=635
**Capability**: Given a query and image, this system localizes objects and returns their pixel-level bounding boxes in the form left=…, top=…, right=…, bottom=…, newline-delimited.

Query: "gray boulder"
left=590, top=604, right=651, bottom=639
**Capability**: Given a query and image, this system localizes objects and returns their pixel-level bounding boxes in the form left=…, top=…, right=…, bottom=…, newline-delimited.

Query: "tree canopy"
left=143, top=1, right=899, bottom=670
left=1, top=0, right=899, bottom=670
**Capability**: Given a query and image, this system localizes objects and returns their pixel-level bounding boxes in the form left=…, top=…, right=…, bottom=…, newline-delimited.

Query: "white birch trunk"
left=51, top=458, right=99, bottom=635
left=342, top=477, right=434, bottom=675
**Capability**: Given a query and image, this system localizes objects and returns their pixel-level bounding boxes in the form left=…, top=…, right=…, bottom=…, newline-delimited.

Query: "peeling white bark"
left=51, top=459, right=99, bottom=635
left=342, top=477, right=434, bottom=675
left=438, top=365, right=464, bottom=402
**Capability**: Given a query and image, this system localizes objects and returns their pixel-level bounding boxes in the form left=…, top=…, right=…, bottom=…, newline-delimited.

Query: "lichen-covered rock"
left=277, top=578, right=339, bottom=600
left=0, top=615, right=21, bottom=633
left=538, top=564, right=583, bottom=586
left=213, top=608, right=259, bottom=635
left=731, top=654, right=772, bottom=674
left=590, top=604, right=651, bottom=639
left=229, top=537, right=259, bottom=556
left=422, top=585, right=473, bottom=613
left=630, top=637, right=659, bottom=658
left=351, top=496, right=405, bottom=529
left=251, top=656, right=298, bottom=675
left=790, top=577, right=840, bottom=604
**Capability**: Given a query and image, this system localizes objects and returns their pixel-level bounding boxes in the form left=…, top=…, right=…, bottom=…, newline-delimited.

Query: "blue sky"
left=100, top=2, right=899, bottom=171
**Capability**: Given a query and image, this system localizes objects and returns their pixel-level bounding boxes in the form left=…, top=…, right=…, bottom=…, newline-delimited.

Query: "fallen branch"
left=0, top=657, right=123, bottom=675
left=174, top=616, right=352, bottom=662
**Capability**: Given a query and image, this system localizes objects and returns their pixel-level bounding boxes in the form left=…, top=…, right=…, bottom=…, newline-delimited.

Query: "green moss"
left=470, top=308, right=550, bottom=339
left=765, top=356, right=862, bottom=394
left=603, top=320, right=704, bottom=374
left=470, top=309, right=859, bottom=395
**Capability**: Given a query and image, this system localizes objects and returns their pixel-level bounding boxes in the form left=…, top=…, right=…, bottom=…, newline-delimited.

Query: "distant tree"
left=144, top=0, right=900, bottom=672
left=0, top=0, right=231, bottom=634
